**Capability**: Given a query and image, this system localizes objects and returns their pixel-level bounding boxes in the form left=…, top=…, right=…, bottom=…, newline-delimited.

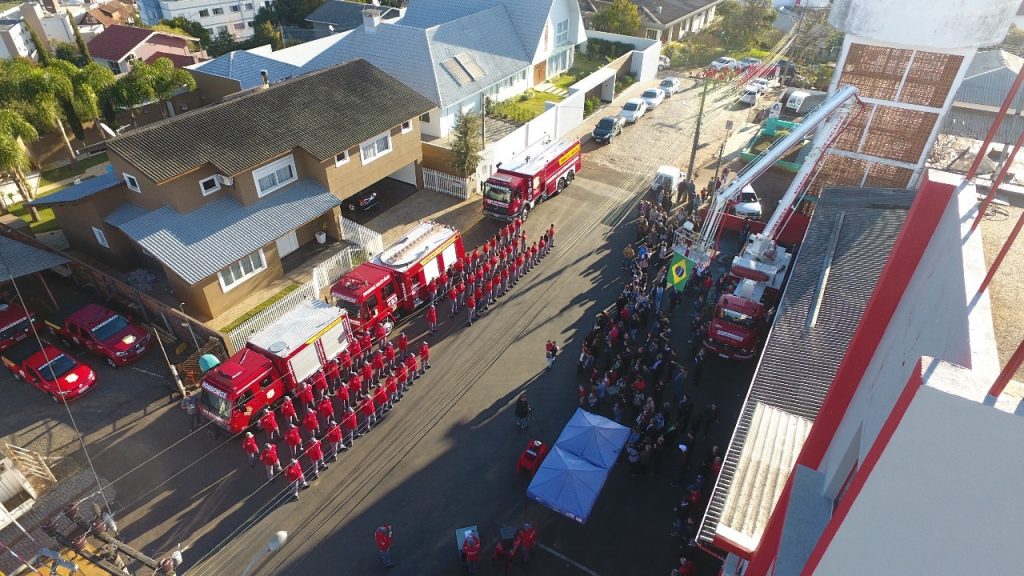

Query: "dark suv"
left=592, top=116, right=625, bottom=144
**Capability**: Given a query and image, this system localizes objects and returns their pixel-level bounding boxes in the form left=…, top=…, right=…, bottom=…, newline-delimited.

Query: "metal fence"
left=340, top=218, right=385, bottom=255
left=423, top=167, right=470, bottom=200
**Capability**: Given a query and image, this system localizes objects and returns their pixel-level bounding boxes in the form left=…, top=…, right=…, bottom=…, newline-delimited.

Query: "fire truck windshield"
left=201, top=388, right=232, bottom=419
left=718, top=306, right=756, bottom=328
left=484, top=183, right=512, bottom=203
left=0, top=316, right=30, bottom=339
left=335, top=299, right=363, bottom=321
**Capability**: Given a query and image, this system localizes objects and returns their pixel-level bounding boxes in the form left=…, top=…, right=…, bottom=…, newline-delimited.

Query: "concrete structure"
left=580, top=0, right=721, bottom=42
left=0, top=2, right=87, bottom=59
left=137, top=0, right=267, bottom=40
left=0, top=12, right=36, bottom=59
left=189, top=0, right=588, bottom=138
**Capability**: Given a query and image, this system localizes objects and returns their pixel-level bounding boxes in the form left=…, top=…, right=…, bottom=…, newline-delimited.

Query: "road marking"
left=129, top=367, right=166, bottom=379
left=537, top=543, right=603, bottom=576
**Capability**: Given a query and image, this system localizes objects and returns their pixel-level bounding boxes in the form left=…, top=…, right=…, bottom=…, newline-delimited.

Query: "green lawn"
left=490, top=91, right=563, bottom=123
left=550, top=73, right=576, bottom=91
left=570, top=51, right=607, bottom=76
left=219, top=282, right=302, bottom=332
left=9, top=201, right=58, bottom=234
left=39, top=153, right=109, bottom=189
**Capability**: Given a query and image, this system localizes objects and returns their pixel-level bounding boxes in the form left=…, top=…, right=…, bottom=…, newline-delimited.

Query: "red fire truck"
left=331, top=221, right=463, bottom=335
left=482, top=137, right=582, bottom=221
left=199, top=300, right=353, bottom=433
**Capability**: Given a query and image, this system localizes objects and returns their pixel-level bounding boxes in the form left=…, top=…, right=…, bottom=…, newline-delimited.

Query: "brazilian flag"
left=668, top=252, right=695, bottom=292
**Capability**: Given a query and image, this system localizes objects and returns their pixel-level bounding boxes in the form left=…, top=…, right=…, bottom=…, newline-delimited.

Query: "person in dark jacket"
left=514, top=394, right=532, bottom=429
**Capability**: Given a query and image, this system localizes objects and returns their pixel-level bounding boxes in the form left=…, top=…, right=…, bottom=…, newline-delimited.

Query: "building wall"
left=38, top=11, right=74, bottom=45
left=156, top=0, right=269, bottom=40
left=0, top=22, right=34, bottom=61
left=189, top=69, right=244, bottom=103
left=107, top=148, right=224, bottom=213
left=312, top=122, right=423, bottom=200
left=51, top=190, right=139, bottom=264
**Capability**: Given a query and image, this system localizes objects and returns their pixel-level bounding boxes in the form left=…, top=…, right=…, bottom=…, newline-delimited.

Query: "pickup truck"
left=44, top=304, right=150, bottom=368
left=2, top=339, right=97, bottom=402
left=0, top=301, right=37, bottom=352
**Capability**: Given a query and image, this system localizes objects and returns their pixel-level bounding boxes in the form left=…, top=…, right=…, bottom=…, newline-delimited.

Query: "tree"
left=0, top=60, right=78, bottom=165
left=207, top=30, right=238, bottom=57
left=26, top=26, right=51, bottom=66
left=253, top=5, right=277, bottom=29
left=0, top=109, right=40, bottom=214
left=716, top=0, right=776, bottom=50
left=252, top=21, right=284, bottom=50
left=449, top=113, right=482, bottom=178
left=69, top=10, right=90, bottom=61
left=133, top=57, right=197, bottom=118
left=591, top=0, right=641, bottom=37
left=53, top=41, right=82, bottom=65
left=159, top=16, right=212, bottom=46
left=274, top=0, right=324, bottom=27
left=109, top=71, right=155, bottom=127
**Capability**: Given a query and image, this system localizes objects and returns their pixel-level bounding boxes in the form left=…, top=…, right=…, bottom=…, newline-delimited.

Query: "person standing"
left=395, top=361, right=409, bottom=397
left=466, top=293, right=476, bottom=327
left=514, top=394, right=532, bottom=430
left=259, top=408, right=280, bottom=441
left=284, top=423, right=303, bottom=458
left=180, top=390, right=201, bottom=433
left=397, top=332, right=409, bottom=358
left=325, top=419, right=343, bottom=461
left=296, top=381, right=315, bottom=411
left=426, top=303, right=438, bottom=334
left=241, top=432, right=259, bottom=468
left=280, top=394, right=297, bottom=426
left=361, top=394, right=377, bottom=431
left=519, top=523, right=536, bottom=562
left=418, top=341, right=430, bottom=374
left=404, top=353, right=418, bottom=385
left=384, top=341, right=397, bottom=374
left=545, top=340, right=559, bottom=370
left=699, top=403, right=719, bottom=438
left=305, top=438, right=325, bottom=479
left=303, top=407, right=321, bottom=437
left=462, top=531, right=481, bottom=574
left=284, top=459, right=307, bottom=500
left=317, top=394, right=334, bottom=426
left=547, top=224, right=555, bottom=249
left=260, top=443, right=282, bottom=481
left=375, top=525, right=394, bottom=567
left=385, top=373, right=399, bottom=408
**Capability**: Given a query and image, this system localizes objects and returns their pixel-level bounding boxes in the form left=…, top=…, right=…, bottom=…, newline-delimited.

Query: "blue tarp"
left=526, top=409, right=631, bottom=524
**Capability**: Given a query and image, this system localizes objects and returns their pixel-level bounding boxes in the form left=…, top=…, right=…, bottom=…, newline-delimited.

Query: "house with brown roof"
left=30, top=59, right=435, bottom=320
left=87, top=24, right=205, bottom=75
left=85, top=0, right=134, bottom=28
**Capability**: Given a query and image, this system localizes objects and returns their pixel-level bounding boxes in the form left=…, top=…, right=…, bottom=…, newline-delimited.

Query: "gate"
left=423, top=168, right=469, bottom=200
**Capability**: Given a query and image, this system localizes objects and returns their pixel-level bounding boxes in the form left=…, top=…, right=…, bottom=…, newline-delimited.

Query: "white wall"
left=532, top=0, right=586, bottom=65
left=583, top=30, right=662, bottom=82
left=0, top=22, right=34, bottom=59
left=39, top=12, right=74, bottom=45
left=158, top=0, right=266, bottom=39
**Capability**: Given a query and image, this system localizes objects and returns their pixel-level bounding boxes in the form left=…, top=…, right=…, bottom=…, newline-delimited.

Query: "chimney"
left=363, top=7, right=381, bottom=30
left=260, top=69, right=269, bottom=88
left=656, top=5, right=663, bottom=14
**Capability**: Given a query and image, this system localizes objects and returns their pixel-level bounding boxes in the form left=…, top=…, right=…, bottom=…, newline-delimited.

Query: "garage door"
left=392, top=162, right=417, bottom=186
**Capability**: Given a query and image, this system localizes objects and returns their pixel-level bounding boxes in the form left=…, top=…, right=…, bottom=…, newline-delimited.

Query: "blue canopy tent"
left=527, top=409, right=631, bottom=523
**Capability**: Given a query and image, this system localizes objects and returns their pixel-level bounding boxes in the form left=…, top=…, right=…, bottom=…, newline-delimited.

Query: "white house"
left=188, top=0, right=588, bottom=137
left=137, top=0, right=269, bottom=40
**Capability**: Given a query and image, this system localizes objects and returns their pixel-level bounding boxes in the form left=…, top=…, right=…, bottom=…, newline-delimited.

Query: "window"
left=230, top=4, right=240, bottom=11
left=92, top=227, right=109, bottom=248
left=419, top=112, right=430, bottom=123
left=212, top=7, right=224, bottom=15
left=247, top=20, right=254, bottom=27
left=234, top=22, right=244, bottom=30
left=199, top=175, right=221, bottom=195
left=252, top=155, right=297, bottom=197
left=198, top=8, right=210, bottom=17
left=218, top=250, right=266, bottom=292
left=400, top=120, right=412, bottom=134
left=646, top=28, right=659, bottom=40
left=245, top=2, right=253, bottom=8
left=555, top=19, right=569, bottom=44
left=123, top=173, right=140, bottom=192
left=359, top=132, right=392, bottom=164
left=216, top=25, right=228, bottom=34
left=107, top=60, right=121, bottom=75
left=334, top=150, right=349, bottom=167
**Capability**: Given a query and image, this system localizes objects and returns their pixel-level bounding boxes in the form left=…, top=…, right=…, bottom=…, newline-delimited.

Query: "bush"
left=584, top=95, right=600, bottom=117
left=586, top=38, right=633, bottom=61
left=615, top=74, right=636, bottom=94
left=490, top=100, right=535, bottom=123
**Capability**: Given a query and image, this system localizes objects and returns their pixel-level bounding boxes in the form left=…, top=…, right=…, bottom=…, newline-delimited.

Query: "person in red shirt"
left=462, top=531, right=481, bottom=574
left=677, top=557, right=696, bottom=576
left=426, top=279, right=437, bottom=304
left=453, top=258, right=464, bottom=279
left=360, top=361, right=373, bottom=390
left=384, top=341, right=397, bottom=372
left=260, top=443, right=282, bottom=481
left=241, top=432, right=258, bottom=468
left=474, top=268, right=483, bottom=290
left=317, top=395, right=334, bottom=423
left=324, top=419, right=343, bottom=461
left=260, top=408, right=279, bottom=440
left=360, top=394, right=377, bottom=431
left=374, top=525, right=394, bottom=567
left=279, top=394, right=297, bottom=426
left=373, top=322, right=388, bottom=349
left=373, top=384, right=389, bottom=417
left=466, top=294, right=476, bottom=327
left=519, top=231, right=527, bottom=256
left=384, top=374, right=398, bottom=408
left=296, top=381, right=314, bottom=409
left=404, top=353, right=418, bottom=385
left=371, top=350, right=385, bottom=382
left=448, top=285, right=458, bottom=317
left=341, top=405, right=358, bottom=444
left=456, top=280, right=466, bottom=307
left=515, top=253, right=525, bottom=283
left=519, top=523, right=536, bottom=562
left=311, top=370, right=329, bottom=401
left=303, top=407, right=320, bottom=436
left=547, top=224, right=555, bottom=249
left=338, top=348, right=352, bottom=378
left=359, top=332, right=373, bottom=361
left=284, top=423, right=302, bottom=457
left=474, top=285, right=484, bottom=313
left=349, top=338, right=362, bottom=367
left=539, top=236, right=547, bottom=260
left=284, top=458, right=307, bottom=499
left=325, top=358, right=340, bottom=392
left=305, top=438, right=325, bottom=478
left=347, top=373, right=363, bottom=403
left=530, top=242, right=539, bottom=269
left=395, top=361, right=409, bottom=396
left=438, top=269, right=449, bottom=293
left=335, top=378, right=350, bottom=408
left=418, top=341, right=430, bottom=374
left=483, top=279, right=493, bottom=308
left=426, top=303, right=438, bottom=334
left=500, top=266, right=510, bottom=296
left=396, top=332, right=408, bottom=357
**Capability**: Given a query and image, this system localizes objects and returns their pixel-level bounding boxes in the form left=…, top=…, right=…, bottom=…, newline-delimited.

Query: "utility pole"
left=686, top=77, right=711, bottom=180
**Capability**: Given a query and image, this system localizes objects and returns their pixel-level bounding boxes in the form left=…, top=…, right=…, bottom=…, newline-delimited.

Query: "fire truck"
left=674, top=85, right=861, bottom=360
left=199, top=300, right=353, bottom=433
left=482, top=137, right=582, bottom=221
left=331, top=221, right=463, bottom=335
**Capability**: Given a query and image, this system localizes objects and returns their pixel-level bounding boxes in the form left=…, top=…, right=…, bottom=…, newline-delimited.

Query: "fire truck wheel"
left=566, top=170, right=575, bottom=184
left=521, top=206, right=530, bottom=221
left=556, top=178, right=565, bottom=195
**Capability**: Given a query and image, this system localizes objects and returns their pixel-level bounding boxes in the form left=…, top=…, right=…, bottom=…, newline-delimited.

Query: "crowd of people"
left=571, top=197, right=726, bottom=576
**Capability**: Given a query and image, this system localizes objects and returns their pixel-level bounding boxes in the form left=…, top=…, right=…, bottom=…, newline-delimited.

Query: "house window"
left=400, top=120, right=412, bottom=134
left=252, top=154, right=297, bottom=197
left=646, top=28, right=659, bottom=40
left=245, top=2, right=253, bottom=9
left=199, top=175, right=221, bottom=196
left=334, top=150, right=350, bottom=167
left=360, top=132, right=392, bottom=164
left=247, top=20, right=254, bottom=27
left=419, top=112, right=430, bottom=123
left=107, top=60, right=121, bottom=74
left=198, top=8, right=209, bottom=17
left=234, top=22, right=244, bottom=30
left=123, top=173, right=140, bottom=192
left=230, top=4, right=240, bottom=11
left=92, top=227, right=109, bottom=248
left=212, top=7, right=224, bottom=15
left=555, top=19, right=569, bottom=44
left=216, top=25, right=228, bottom=34
left=218, top=249, right=266, bottom=292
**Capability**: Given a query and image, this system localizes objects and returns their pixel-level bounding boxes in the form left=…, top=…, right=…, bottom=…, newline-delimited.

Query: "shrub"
left=586, top=38, right=633, bottom=61
left=584, top=95, right=600, bottom=117
left=614, top=74, right=636, bottom=94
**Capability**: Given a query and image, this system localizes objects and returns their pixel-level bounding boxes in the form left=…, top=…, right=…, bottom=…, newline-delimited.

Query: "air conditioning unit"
left=217, top=174, right=234, bottom=186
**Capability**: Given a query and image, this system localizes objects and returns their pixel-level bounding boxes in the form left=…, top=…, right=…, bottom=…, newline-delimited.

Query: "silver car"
left=659, top=77, right=681, bottom=96
left=734, top=185, right=762, bottom=219
left=619, top=98, right=648, bottom=123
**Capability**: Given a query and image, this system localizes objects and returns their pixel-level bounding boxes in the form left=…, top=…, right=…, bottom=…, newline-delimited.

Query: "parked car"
left=658, top=55, right=671, bottom=70
left=733, top=185, right=763, bottom=219
left=650, top=165, right=684, bottom=197
left=659, top=77, right=681, bottom=96
left=709, top=57, right=737, bottom=71
left=739, top=86, right=760, bottom=106
left=619, top=98, right=648, bottom=123
left=2, top=340, right=97, bottom=403
left=346, top=188, right=379, bottom=212
left=750, top=77, right=776, bottom=94
left=737, top=57, right=762, bottom=70
left=641, top=88, right=666, bottom=109
left=592, top=116, right=625, bottom=144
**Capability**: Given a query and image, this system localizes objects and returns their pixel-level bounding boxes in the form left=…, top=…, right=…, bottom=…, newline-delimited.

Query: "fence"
left=423, top=167, right=470, bottom=199
left=340, top=218, right=385, bottom=256
left=225, top=246, right=365, bottom=353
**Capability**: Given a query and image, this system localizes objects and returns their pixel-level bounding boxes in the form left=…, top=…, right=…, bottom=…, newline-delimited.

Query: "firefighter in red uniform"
left=539, top=235, right=547, bottom=260
left=453, top=257, right=465, bottom=280
left=342, top=405, right=358, bottom=444
left=317, top=394, right=334, bottom=423
left=548, top=224, right=555, bottom=248
left=260, top=443, right=282, bottom=481
left=335, top=377, right=350, bottom=408
left=426, top=279, right=437, bottom=304
left=296, top=381, right=314, bottom=409
left=325, top=357, right=340, bottom=392
left=677, top=557, right=696, bottom=576
left=312, top=369, right=329, bottom=400
left=375, top=525, right=394, bottom=567
left=474, top=284, right=484, bottom=313
left=418, top=341, right=430, bottom=374
left=360, top=361, right=374, bottom=391
left=500, top=266, right=510, bottom=296
left=359, top=332, right=373, bottom=361
left=462, top=531, right=481, bottom=574
left=347, top=373, right=363, bottom=404
left=303, top=407, right=320, bottom=436
left=456, top=279, right=466, bottom=307
left=515, top=253, right=525, bottom=284
left=360, top=394, right=377, bottom=431
left=438, top=269, right=449, bottom=294
left=384, top=373, right=398, bottom=408
left=349, top=338, right=362, bottom=366
left=466, top=294, right=476, bottom=327
left=395, top=360, right=409, bottom=396
left=338, top=348, right=352, bottom=378
left=426, top=303, right=438, bottom=334
left=284, top=458, right=307, bottom=499
left=373, top=383, right=389, bottom=416
left=483, top=278, right=493, bottom=307
left=384, top=340, right=397, bottom=373
left=280, top=394, right=297, bottom=426
left=474, top=268, right=484, bottom=291
left=241, top=432, right=258, bottom=467
left=305, top=437, right=325, bottom=478
left=284, top=423, right=302, bottom=457
left=260, top=408, right=279, bottom=440
left=404, top=353, right=418, bottom=385
left=371, top=349, right=385, bottom=382
left=397, top=332, right=409, bottom=357
left=448, top=285, right=458, bottom=317
left=519, top=523, right=536, bottom=562
left=373, top=322, right=388, bottom=349
left=325, top=419, right=343, bottom=461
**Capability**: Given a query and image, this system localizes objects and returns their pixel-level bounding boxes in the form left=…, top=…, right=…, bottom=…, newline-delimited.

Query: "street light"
left=240, top=531, right=288, bottom=576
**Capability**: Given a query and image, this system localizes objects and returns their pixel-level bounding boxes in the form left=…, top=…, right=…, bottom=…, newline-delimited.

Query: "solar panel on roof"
left=454, top=52, right=485, bottom=79
left=440, top=58, right=472, bottom=86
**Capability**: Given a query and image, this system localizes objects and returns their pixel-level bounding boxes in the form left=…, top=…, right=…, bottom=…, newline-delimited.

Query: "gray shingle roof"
left=700, top=187, right=915, bottom=548
left=28, top=169, right=122, bottom=207
left=587, top=0, right=720, bottom=26
left=107, top=59, right=434, bottom=184
left=305, top=0, right=400, bottom=28
left=188, top=50, right=302, bottom=90
left=0, top=236, right=69, bottom=281
left=943, top=50, right=1024, bottom=143
left=109, top=179, right=341, bottom=284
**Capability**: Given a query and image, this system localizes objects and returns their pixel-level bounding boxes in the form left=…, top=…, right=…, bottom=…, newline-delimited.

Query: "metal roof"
left=305, top=0, right=401, bottom=28
left=0, top=236, right=69, bottom=282
left=102, top=202, right=148, bottom=227
left=248, top=299, right=342, bottom=356
left=585, top=0, right=720, bottom=25
left=28, top=169, right=121, bottom=207
left=699, top=187, right=916, bottom=550
left=374, top=221, right=458, bottom=273
left=942, top=50, right=1024, bottom=143
left=189, top=49, right=302, bottom=90
left=110, top=179, right=341, bottom=285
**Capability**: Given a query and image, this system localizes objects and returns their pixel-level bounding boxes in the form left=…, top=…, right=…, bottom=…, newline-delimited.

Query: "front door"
left=276, top=230, right=299, bottom=258
left=533, top=62, right=546, bottom=84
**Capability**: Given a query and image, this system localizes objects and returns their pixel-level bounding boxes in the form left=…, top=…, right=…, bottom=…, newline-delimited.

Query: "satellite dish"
left=268, top=341, right=288, bottom=354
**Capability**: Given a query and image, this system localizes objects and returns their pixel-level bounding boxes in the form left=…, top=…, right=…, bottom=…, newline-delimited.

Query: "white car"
left=750, top=78, right=776, bottom=94
left=658, top=55, right=671, bottom=70
left=650, top=165, right=684, bottom=196
left=737, top=57, right=762, bottom=70
left=709, top=56, right=737, bottom=71
left=659, top=76, right=681, bottom=96
left=620, top=98, right=648, bottom=123
left=641, top=88, right=666, bottom=109
left=739, top=86, right=760, bottom=106
left=734, top=185, right=762, bottom=219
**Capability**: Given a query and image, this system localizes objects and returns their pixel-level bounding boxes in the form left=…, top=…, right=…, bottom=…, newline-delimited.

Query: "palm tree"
left=110, top=71, right=156, bottom=128
left=48, top=60, right=117, bottom=139
left=0, top=109, right=40, bottom=218
left=0, top=59, right=79, bottom=166
left=131, top=58, right=197, bottom=118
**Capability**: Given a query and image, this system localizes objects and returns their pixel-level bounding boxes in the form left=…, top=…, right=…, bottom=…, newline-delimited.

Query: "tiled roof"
left=0, top=236, right=69, bottom=281
left=189, top=49, right=302, bottom=90
left=86, top=25, right=155, bottom=61
left=28, top=169, right=122, bottom=207
left=587, top=0, right=720, bottom=25
left=305, top=0, right=400, bottom=28
left=699, top=188, right=915, bottom=549
left=106, top=59, right=435, bottom=183
left=109, top=179, right=341, bottom=284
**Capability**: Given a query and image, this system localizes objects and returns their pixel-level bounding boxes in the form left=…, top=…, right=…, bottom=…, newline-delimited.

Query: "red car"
left=2, top=340, right=97, bottom=402
left=45, top=304, right=150, bottom=368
